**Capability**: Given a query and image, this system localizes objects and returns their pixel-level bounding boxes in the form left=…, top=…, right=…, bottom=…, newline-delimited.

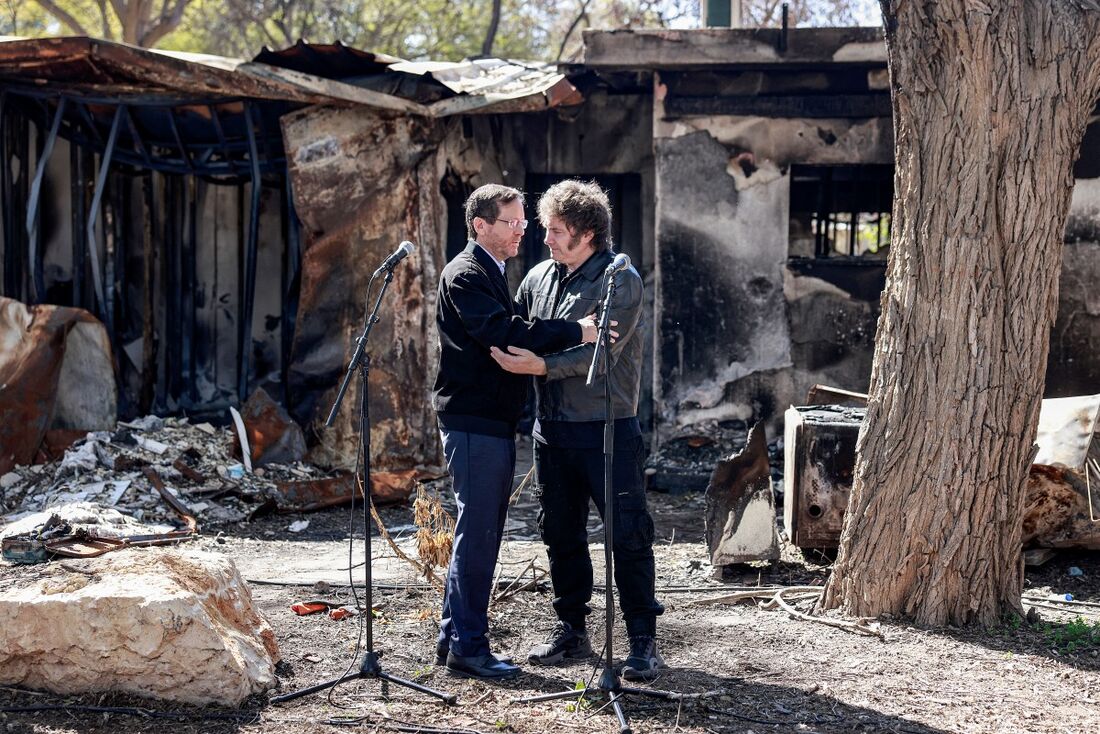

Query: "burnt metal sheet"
left=0, top=36, right=428, bottom=119
left=0, top=298, right=115, bottom=475
left=254, top=470, right=422, bottom=515
left=239, top=387, right=307, bottom=467
left=704, top=421, right=779, bottom=565
left=389, top=58, right=582, bottom=116
left=0, top=37, right=579, bottom=118
left=281, top=105, right=444, bottom=471
left=1033, top=394, right=1100, bottom=472
left=0, top=37, right=349, bottom=105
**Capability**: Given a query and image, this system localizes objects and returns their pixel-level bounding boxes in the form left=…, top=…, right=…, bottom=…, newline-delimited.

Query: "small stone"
left=1068, top=566, right=1085, bottom=577
left=288, top=520, right=309, bottom=533
left=0, top=472, right=20, bottom=489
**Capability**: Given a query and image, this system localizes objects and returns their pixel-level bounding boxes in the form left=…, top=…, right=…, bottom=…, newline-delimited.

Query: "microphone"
left=376, top=241, right=416, bottom=272
left=604, top=252, right=630, bottom=276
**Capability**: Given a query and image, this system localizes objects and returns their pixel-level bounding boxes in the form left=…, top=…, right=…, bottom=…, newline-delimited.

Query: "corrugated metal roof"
left=0, top=36, right=582, bottom=117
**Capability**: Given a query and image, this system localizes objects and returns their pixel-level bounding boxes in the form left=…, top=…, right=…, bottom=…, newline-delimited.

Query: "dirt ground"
left=2, top=438, right=1099, bottom=734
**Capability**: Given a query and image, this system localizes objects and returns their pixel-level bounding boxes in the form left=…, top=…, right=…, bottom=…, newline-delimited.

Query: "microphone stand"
left=272, top=264, right=455, bottom=706
left=513, top=270, right=678, bottom=734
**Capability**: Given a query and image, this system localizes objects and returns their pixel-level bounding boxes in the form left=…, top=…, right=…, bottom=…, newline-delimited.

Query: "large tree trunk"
left=822, top=1, right=1100, bottom=626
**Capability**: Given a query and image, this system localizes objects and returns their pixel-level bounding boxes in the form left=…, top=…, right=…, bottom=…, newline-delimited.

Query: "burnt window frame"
left=789, top=164, right=893, bottom=259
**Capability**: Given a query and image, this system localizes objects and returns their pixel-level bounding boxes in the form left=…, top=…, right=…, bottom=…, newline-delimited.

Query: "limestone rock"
left=0, top=549, right=279, bottom=705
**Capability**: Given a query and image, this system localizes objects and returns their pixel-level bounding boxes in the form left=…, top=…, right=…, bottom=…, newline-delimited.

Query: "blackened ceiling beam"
left=663, top=93, right=892, bottom=119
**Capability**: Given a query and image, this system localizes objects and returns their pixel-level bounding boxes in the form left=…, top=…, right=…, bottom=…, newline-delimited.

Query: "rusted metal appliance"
left=782, top=405, right=865, bottom=549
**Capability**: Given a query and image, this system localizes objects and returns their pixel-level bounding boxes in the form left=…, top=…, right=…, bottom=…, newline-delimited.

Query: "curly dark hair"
left=537, top=180, right=612, bottom=253
left=465, top=184, right=525, bottom=240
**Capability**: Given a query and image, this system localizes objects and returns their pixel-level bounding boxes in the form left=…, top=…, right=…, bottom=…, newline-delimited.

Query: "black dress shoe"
left=435, top=646, right=513, bottom=666
left=445, top=652, right=521, bottom=680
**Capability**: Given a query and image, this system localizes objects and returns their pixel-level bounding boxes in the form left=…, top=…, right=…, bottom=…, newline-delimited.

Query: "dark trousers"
left=534, top=435, right=663, bottom=637
left=437, top=429, right=515, bottom=657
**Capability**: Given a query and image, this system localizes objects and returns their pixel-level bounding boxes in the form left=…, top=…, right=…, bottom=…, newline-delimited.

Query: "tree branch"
left=95, top=0, right=112, bottom=37
left=556, top=0, right=592, bottom=62
left=32, top=0, right=92, bottom=35
left=140, top=0, right=189, bottom=47
left=480, top=0, right=502, bottom=58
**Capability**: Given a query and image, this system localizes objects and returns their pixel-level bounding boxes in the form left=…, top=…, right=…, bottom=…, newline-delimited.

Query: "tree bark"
left=821, top=0, right=1100, bottom=626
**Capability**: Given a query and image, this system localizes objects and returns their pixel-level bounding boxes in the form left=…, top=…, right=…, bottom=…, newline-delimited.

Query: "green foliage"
left=16, top=0, right=702, bottom=61
left=0, top=0, right=59, bottom=36
left=1044, top=617, right=1100, bottom=653
left=1002, top=612, right=1024, bottom=632
left=564, top=681, right=595, bottom=712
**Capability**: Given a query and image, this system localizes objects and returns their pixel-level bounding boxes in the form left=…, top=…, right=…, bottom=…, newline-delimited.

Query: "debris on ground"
left=0, top=412, right=424, bottom=546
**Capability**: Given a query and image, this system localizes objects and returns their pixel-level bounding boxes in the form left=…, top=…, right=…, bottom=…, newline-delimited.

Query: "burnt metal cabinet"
left=782, top=405, right=865, bottom=549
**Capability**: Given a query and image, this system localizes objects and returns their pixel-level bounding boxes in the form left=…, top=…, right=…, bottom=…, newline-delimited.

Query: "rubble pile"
left=644, top=419, right=785, bottom=497
left=0, top=415, right=332, bottom=533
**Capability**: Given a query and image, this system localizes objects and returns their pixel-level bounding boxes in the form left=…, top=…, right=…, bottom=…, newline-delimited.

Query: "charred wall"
left=652, top=67, right=893, bottom=438
left=281, top=106, right=445, bottom=471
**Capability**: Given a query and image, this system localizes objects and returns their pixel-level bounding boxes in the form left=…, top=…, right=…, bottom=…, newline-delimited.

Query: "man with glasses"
left=432, top=183, right=600, bottom=680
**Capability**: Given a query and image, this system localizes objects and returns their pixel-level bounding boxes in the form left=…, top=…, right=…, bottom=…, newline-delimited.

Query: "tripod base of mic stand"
left=511, top=666, right=680, bottom=734
left=271, top=651, right=457, bottom=705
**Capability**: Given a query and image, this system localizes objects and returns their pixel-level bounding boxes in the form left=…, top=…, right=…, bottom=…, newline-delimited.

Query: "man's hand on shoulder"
left=577, top=313, right=619, bottom=344
left=490, top=346, right=548, bottom=375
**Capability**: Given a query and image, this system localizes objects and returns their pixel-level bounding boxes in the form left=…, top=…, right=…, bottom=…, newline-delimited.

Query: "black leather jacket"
left=516, top=249, right=643, bottom=422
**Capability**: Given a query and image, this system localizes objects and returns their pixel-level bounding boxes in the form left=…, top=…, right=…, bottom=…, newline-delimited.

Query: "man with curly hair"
left=491, top=179, right=665, bottom=681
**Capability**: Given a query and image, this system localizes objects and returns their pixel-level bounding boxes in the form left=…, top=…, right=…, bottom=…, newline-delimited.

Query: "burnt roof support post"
left=123, top=106, right=154, bottom=170
left=70, top=126, right=88, bottom=309
left=72, top=100, right=104, bottom=147
left=164, top=173, right=181, bottom=406
left=139, top=171, right=156, bottom=413
left=0, top=90, right=13, bottom=298
left=209, top=104, right=240, bottom=178
left=107, top=173, right=124, bottom=355
left=238, top=101, right=262, bottom=403
left=26, top=96, right=66, bottom=303
left=86, top=104, right=124, bottom=332
left=282, top=169, right=301, bottom=400
left=166, top=107, right=195, bottom=173
left=182, top=175, right=198, bottom=407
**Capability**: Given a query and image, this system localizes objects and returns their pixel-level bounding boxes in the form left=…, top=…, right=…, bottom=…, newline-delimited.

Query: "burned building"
left=2, top=27, right=1098, bottom=473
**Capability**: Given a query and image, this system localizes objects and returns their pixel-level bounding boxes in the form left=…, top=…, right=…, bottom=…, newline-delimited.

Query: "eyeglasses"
left=491, top=217, right=529, bottom=231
